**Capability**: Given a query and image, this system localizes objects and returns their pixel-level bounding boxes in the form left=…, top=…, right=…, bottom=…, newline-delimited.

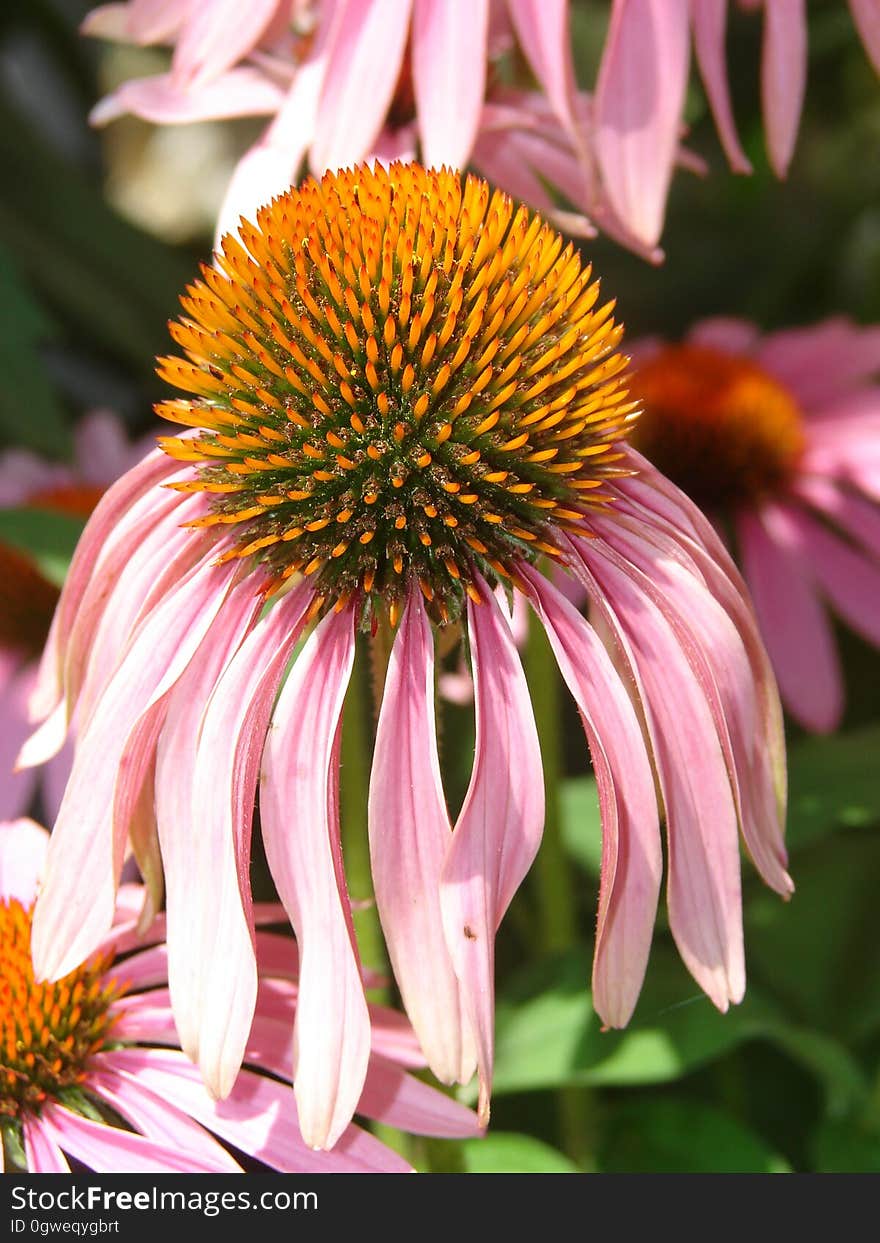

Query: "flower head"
left=0, top=818, right=478, bottom=1172
left=629, top=317, right=880, bottom=733
left=25, top=163, right=788, bottom=1149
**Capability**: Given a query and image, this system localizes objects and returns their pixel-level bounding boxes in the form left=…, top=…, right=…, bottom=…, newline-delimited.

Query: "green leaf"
left=600, top=1098, right=791, bottom=1173
left=811, top=1119, right=880, bottom=1173
left=559, top=775, right=602, bottom=874
left=0, top=507, right=85, bottom=587
left=461, top=1133, right=580, bottom=1174
left=786, top=725, right=880, bottom=849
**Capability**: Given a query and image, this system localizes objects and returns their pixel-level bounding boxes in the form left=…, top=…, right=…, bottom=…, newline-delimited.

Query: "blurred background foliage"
left=1, top=0, right=879, bottom=1173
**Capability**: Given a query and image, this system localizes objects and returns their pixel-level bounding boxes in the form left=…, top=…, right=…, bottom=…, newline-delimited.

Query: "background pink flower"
left=629, top=316, right=880, bottom=734
left=0, top=817, right=479, bottom=1172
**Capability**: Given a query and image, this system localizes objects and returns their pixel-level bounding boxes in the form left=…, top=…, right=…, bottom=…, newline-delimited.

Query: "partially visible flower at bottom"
left=24, top=164, right=789, bottom=1153
left=0, top=412, right=152, bottom=821
left=0, top=818, right=479, bottom=1173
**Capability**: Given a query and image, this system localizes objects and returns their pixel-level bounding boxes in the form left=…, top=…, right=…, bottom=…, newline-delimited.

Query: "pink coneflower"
left=25, top=163, right=789, bottom=1150
left=0, top=817, right=478, bottom=1172
left=0, top=412, right=149, bottom=821
left=628, top=316, right=880, bottom=735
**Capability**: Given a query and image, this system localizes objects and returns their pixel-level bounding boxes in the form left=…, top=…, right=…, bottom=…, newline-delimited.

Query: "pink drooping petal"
left=101, top=1048, right=410, bottom=1172
left=787, top=507, right=880, bottom=647
left=440, top=580, right=544, bottom=1125
left=39, top=1102, right=225, bottom=1173
left=311, top=0, right=413, bottom=174
left=761, top=0, right=808, bottom=177
left=260, top=604, right=370, bottom=1151
left=170, top=0, right=281, bottom=87
left=81, top=0, right=188, bottom=45
left=31, top=555, right=240, bottom=982
left=89, top=1069, right=242, bottom=1171
left=359, top=1055, right=483, bottom=1138
left=411, top=0, right=488, bottom=168
left=594, top=0, right=691, bottom=248
left=506, top=0, right=580, bottom=145
left=737, top=504, right=843, bottom=733
left=155, top=573, right=266, bottom=1094
left=0, top=655, right=39, bottom=819
left=214, top=7, right=338, bottom=246
left=520, top=564, right=662, bottom=1027
left=166, top=580, right=313, bottom=1094
left=791, top=475, right=880, bottom=560
left=368, top=586, right=476, bottom=1085
left=22, top=1117, right=70, bottom=1173
left=850, top=0, right=880, bottom=72
left=611, top=457, right=789, bottom=881
left=569, top=534, right=745, bottom=1013
left=90, top=67, right=285, bottom=126
left=0, top=816, right=48, bottom=903
left=691, top=0, right=752, bottom=173
left=26, top=447, right=179, bottom=725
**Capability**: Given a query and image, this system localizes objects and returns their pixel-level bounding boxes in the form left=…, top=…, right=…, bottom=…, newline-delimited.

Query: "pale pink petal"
left=0, top=655, right=39, bottom=819
left=101, top=1048, right=410, bottom=1172
left=171, top=0, right=282, bottom=87
left=506, top=0, right=580, bottom=143
left=215, top=10, right=339, bottom=246
left=358, top=1055, right=482, bottom=1138
left=39, top=1103, right=224, bottom=1173
left=0, top=451, right=67, bottom=505
left=0, top=815, right=48, bottom=903
left=90, top=67, right=285, bottom=127
left=311, top=0, right=413, bottom=173
left=88, top=1068, right=242, bottom=1171
left=738, top=504, right=843, bottom=732
left=155, top=574, right=266, bottom=1093
left=594, top=0, right=691, bottom=248
left=520, top=564, right=662, bottom=1027
left=31, top=555, right=241, bottom=982
left=165, top=581, right=313, bottom=1093
left=569, top=533, right=745, bottom=1012
left=761, top=0, right=808, bottom=177
left=440, top=580, right=544, bottom=1125
left=81, top=4, right=137, bottom=42
left=850, top=0, right=880, bottom=72
left=27, top=447, right=180, bottom=725
left=787, top=507, right=880, bottom=647
left=412, top=0, right=488, bottom=168
left=22, top=1117, right=70, bottom=1173
left=39, top=739, right=74, bottom=824
left=368, top=587, right=476, bottom=1085
left=692, top=0, right=752, bottom=172
left=260, top=605, right=370, bottom=1150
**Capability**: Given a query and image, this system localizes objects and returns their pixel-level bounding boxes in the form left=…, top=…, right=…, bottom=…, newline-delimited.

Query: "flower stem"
left=525, top=615, right=578, bottom=951
left=340, top=642, right=388, bottom=981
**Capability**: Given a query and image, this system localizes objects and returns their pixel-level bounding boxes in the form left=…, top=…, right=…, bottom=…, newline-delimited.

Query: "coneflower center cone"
left=630, top=344, right=805, bottom=510
left=0, top=899, right=122, bottom=1119
left=158, top=163, right=637, bottom=623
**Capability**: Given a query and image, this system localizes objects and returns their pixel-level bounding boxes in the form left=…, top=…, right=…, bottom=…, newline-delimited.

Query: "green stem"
left=525, top=615, right=578, bottom=951
left=525, top=612, right=597, bottom=1170
left=340, top=642, right=388, bottom=982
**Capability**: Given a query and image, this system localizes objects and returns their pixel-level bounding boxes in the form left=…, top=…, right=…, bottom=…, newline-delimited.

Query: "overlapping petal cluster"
left=24, top=163, right=788, bottom=1151
left=630, top=316, right=880, bottom=733
left=0, top=818, right=478, bottom=1172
